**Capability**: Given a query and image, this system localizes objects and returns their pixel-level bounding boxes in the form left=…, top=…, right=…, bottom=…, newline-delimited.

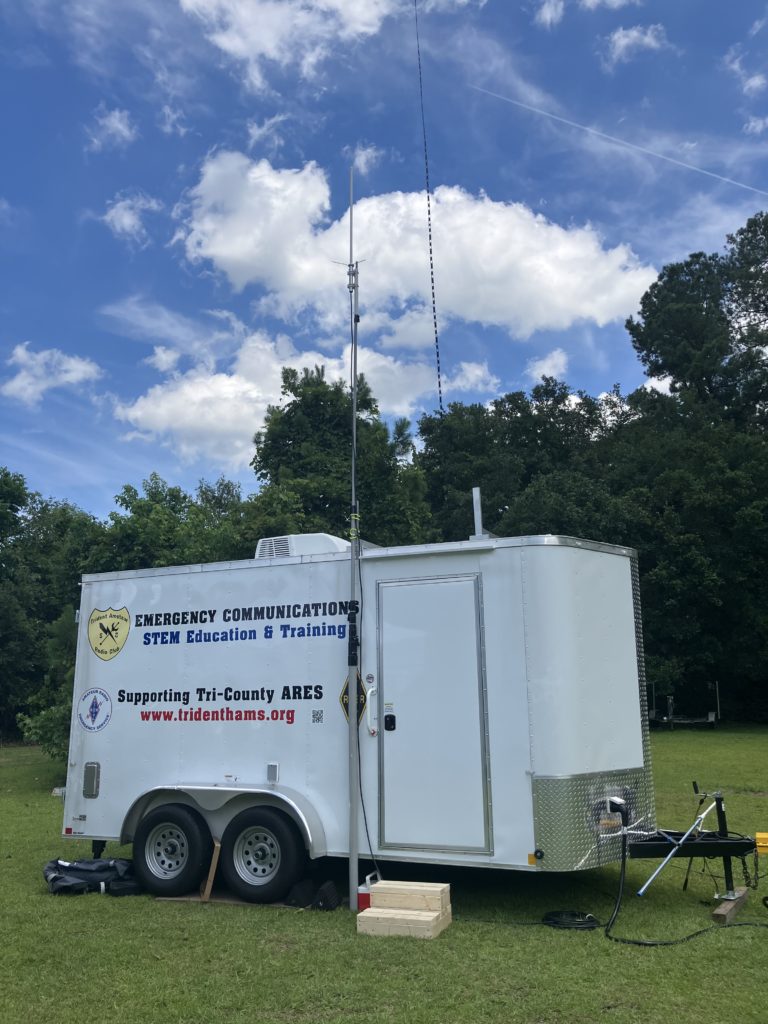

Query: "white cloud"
left=180, top=0, right=396, bottom=90
left=180, top=0, right=483, bottom=90
left=0, top=197, right=17, bottom=225
left=525, top=347, right=569, bottom=382
left=623, top=190, right=761, bottom=267
left=744, top=74, right=767, bottom=97
left=743, top=115, right=768, bottom=136
left=534, top=1, right=565, bottom=29
left=17, top=0, right=479, bottom=96
left=145, top=346, right=181, bottom=372
left=18, top=0, right=200, bottom=88
left=377, top=306, right=436, bottom=349
left=179, top=153, right=335, bottom=296
left=102, top=192, right=163, bottom=246
left=440, top=22, right=558, bottom=112
left=1, top=342, right=103, bottom=406
left=643, top=376, right=672, bottom=395
left=247, top=113, right=290, bottom=153
left=724, top=46, right=767, bottom=97
left=750, top=13, right=767, bottom=37
left=423, top=0, right=485, bottom=9
left=533, top=0, right=639, bottom=27
left=349, top=143, right=385, bottom=176
left=177, top=151, right=655, bottom=341
left=100, top=295, right=243, bottom=367
left=114, top=366, right=267, bottom=465
left=603, top=24, right=673, bottom=70
left=581, top=0, right=640, bottom=9
left=444, top=360, right=499, bottom=394
left=113, top=328, right=491, bottom=465
left=85, top=104, right=139, bottom=152
left=355, top=349, right=497, bottom=415
left=159, top=105, right=189, bottom=136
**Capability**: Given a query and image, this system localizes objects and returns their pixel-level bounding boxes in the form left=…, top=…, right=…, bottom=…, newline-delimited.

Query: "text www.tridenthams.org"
left=139, top=707, right=296, bottom=724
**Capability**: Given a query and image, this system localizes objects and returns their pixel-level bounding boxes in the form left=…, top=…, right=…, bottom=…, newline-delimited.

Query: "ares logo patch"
left=88, top=607, right=130, bottom=661
left=77, top=688, right=112, bottom=732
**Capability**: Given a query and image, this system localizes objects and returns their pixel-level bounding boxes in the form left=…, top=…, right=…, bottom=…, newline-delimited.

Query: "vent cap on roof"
left=255, top=533, right=351, bottom=559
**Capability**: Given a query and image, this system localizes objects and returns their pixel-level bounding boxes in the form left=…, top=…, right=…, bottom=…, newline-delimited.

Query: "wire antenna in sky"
left=471, top=84, right=768, bottom=199
left=414, top=0, right=444, bottom=414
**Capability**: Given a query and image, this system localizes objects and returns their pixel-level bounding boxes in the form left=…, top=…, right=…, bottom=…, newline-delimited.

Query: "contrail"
left=471, top=84, right=768, bottom=199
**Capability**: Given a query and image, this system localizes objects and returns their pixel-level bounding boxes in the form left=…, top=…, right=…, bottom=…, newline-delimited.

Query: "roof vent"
left=255, top=533, right=351, bottom=559
left=256, top=536, right=292, bottom=559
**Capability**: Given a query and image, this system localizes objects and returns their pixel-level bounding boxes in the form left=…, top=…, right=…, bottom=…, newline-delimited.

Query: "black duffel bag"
left=43, top=858, right=143, bottom=896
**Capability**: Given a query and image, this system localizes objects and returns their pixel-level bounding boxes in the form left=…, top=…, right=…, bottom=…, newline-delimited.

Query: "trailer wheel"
left=133, top=805, right=212, bottom=897
left=220, top=808, right=306, bottom=903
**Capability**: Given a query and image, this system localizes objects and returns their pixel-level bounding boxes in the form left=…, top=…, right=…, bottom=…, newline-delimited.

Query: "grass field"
left=2, top=728, right=767, bottom=1024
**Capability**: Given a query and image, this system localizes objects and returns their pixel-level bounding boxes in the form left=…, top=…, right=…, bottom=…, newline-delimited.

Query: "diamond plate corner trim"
left=531, top=766, right=655, bottom=871
left=630, top=556, right=655, bottom=796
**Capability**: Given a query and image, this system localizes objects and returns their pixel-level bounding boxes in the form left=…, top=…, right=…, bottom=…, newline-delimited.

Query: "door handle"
left=365, top=683, right=377, bottom=735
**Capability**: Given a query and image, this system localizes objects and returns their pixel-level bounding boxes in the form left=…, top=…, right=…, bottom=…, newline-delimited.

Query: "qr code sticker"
left=312, top=710, right=324, bottom=724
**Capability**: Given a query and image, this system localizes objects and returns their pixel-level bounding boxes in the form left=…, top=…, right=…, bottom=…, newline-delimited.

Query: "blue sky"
left=2, top=0, right=768, bottom=519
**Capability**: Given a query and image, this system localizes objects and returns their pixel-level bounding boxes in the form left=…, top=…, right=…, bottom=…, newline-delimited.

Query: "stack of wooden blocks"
left=356, top=880, right=451, bottom=939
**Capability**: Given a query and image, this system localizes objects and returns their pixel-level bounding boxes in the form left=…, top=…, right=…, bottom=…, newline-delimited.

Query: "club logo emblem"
left=88, top=607, right=130, bottom=661
left=77, top=688, right=112, bottom=732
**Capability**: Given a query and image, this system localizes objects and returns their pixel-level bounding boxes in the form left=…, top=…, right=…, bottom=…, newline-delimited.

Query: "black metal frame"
left=629, top=832, right=755, bottom=860
left=629, top=792, right=756, bottom=898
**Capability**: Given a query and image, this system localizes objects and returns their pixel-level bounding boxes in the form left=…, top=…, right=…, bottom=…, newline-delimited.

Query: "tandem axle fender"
left=120, top=784, right=328, bottom=858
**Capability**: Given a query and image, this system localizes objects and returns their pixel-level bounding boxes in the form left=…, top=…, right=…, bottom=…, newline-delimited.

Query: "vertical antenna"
left=347, top=166, right=361, bottom=912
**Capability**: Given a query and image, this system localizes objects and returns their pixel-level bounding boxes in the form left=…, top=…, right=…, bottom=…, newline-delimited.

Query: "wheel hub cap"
left=145, top=824, right=188, bottom=879
left=233, top=827, right=281, bottom=885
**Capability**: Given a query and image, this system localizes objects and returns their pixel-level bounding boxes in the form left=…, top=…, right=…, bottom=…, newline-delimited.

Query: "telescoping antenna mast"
left=346, top=168, right=361, bottom=912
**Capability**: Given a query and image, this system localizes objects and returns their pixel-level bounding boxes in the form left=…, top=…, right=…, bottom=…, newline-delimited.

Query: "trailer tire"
left=220, top=807, right=306, bottom=903
left=133, top=805, right=212, bottom=897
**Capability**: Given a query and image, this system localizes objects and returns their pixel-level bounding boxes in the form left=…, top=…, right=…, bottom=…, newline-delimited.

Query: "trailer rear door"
left=377, top=575, right=491, bottom=853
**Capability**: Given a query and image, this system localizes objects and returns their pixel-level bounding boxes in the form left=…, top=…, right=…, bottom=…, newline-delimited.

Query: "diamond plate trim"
left=630, top=556, right=655, bottom=788
left=531, top=767, right=654, bottom=870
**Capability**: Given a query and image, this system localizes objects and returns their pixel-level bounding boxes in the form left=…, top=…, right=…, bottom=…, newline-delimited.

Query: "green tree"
left=620, top=212, right=768, bottom=716
left=0, top=471, right=102, bottom=738
left=184, top=478, right=250, bottom=563
left=17, top=605, right=78, bottom=760
left=88, top=473, right=194, bottom=571
left=0, top=466, right=28, bottom=541
left=417, top=378, right=605, bottom=541
left=14, top=494, right=104, bottom=617
left=626, top=214, right=768, bottom=427
left=598, top=388, right=768, bottom=718
left=251, top=367, right=432, bottom=546
left=0, top=469, right=39, bottom=736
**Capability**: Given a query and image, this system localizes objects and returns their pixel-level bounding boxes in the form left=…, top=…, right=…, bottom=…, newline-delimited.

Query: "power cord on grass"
left=601, top=803, right=768, bottom=945
left=468, top=799, right=768, bottom=944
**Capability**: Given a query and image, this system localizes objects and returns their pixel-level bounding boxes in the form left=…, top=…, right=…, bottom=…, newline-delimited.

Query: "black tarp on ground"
left=43, top=858, right=143, bottom=896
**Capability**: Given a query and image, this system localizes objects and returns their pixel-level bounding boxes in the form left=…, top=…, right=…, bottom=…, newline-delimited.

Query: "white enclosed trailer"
left=63, top=532, right=655, bottom=901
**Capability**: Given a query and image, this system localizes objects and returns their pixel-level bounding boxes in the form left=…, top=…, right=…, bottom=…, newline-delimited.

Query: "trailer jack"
left=628, top=783, right=762, bottom=924
left=540, top=790, right=766, bottom=945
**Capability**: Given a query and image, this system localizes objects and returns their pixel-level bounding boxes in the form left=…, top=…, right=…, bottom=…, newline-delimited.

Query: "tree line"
left=3, top=213, right=767, bottom=756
